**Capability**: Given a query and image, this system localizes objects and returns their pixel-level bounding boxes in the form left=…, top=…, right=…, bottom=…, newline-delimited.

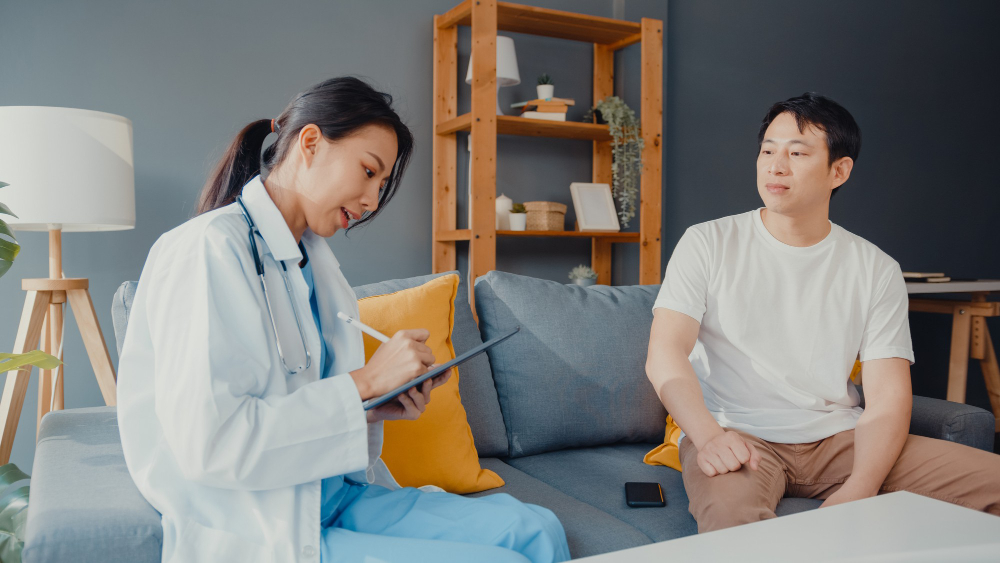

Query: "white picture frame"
left=570, top=182, right=620, bottom=232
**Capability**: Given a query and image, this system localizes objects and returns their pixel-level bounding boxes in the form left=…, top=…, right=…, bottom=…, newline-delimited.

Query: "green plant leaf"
left=0, top=182, right=8, bottom=189
left=0, top=219, right=16, bottom=243
left=0, top=260, right=11, bottom=279
left=0, top=351, right=62, bottom=372
left=0, top=202, right=15, bottom=219
left=0, top=238, right=18, bottom=263
left=0, top=463, right=29, bottom=563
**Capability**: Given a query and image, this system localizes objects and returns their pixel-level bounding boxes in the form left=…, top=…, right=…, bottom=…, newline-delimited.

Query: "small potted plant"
left=509, top=203, right=527, bottom=231
left=536, top=74, right=554, bottom=100
left=569, top=265, right=598, bottom=287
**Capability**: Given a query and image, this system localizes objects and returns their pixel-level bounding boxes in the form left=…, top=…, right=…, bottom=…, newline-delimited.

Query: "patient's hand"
left=365, top=368, right=452, bottom=423
left=696, top=430, right=761, bottom=477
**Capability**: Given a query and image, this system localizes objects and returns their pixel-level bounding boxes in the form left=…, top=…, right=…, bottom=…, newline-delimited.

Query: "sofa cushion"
left=112, top=281, right=138, bottom=358
left=23, top=406, right=161, bottom=563
left=357, top=273, right=503, bottom=493
left=354, top=271, right=508, bottom=458
left=474, top=271, right=667, bottom=457
left=470, top=458, right=651, bottom=558
left=504, top=443, right=821, bottom=543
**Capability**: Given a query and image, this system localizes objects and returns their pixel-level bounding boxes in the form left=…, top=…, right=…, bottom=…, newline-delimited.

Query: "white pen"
left=336, top=311, right=390, bottom=343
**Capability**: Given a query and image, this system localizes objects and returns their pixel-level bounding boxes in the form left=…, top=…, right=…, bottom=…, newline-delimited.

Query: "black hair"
left=196, top=76, right=414, bottom=230
left=758, top=92, right=861, bottom=197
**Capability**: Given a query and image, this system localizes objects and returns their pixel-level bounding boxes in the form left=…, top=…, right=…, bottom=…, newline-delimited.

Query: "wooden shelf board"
left=439, top=1, right=642, bottom=45
left=498, top=230, right=639, bottom=241
left=434, top=229, right=639, bottom=242
left=437, top=114, right=610, bottom=141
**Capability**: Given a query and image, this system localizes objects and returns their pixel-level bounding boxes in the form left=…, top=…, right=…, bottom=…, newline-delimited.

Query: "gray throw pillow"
left=474, top=271, right=666, bottom=458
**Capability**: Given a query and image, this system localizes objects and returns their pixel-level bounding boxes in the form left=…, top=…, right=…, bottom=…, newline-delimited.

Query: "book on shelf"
left=511, top=97, right=576, bottom=108
left=907, top=276, right=952, bottom=283
left=521, top=111, right=566, bottom=121
left=902, top=272, right=946, bottom=278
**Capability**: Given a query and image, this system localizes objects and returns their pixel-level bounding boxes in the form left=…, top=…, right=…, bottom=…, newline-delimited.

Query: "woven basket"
left=524, top=201, right=567, bottom=231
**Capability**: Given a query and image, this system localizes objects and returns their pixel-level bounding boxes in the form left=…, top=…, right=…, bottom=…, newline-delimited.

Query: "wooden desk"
left=907, top=280, right=1000, bottom=432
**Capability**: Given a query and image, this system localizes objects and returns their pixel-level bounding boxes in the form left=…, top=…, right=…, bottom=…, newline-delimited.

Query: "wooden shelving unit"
left=432, top=0, right=663, bottom=306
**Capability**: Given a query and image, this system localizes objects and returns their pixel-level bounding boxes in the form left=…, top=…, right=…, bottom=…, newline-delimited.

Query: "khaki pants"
left=679, top=429, right=1000, bottom=533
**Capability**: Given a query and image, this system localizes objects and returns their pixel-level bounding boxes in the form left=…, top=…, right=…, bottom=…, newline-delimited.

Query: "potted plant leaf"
left=508, top=203, right=527, bottom=231
left=569, top=264, right=598, bottom=287
left=580, top=97, right=645, bottom=228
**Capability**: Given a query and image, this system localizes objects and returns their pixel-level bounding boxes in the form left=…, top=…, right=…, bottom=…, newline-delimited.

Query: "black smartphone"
left=625, top=482, right=666, bottom=508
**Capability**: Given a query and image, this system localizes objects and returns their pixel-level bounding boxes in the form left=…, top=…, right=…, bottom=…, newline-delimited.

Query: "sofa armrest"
left=909, top=395, right=996, bottom=452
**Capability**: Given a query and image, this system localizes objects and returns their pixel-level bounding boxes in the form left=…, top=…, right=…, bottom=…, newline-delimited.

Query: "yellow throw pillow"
left=357, top=274, right=504, bottom=494
left=643, top=415, right=683, bottom=472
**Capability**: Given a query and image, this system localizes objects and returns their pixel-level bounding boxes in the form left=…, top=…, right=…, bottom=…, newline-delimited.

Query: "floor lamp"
left=0, top=106, right=135, bottom=464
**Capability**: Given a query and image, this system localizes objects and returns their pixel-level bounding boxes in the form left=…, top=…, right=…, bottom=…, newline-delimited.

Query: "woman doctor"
left=116, top=76, right=569, bottom=563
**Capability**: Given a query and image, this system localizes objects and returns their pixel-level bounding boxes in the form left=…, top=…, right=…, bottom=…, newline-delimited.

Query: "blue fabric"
left=320, top=483, right=569, bottom=563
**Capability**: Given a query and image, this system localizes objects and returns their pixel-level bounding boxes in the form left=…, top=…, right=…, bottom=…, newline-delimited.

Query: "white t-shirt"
left=654, top=208, right=914, bottom=445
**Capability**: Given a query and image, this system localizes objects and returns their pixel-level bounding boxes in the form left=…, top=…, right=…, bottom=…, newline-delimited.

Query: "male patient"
left=645, top=92, right=1000, bottom=532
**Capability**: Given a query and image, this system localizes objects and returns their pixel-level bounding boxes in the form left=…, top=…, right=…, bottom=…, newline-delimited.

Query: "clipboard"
left=362, top=326, right=520, bottom=411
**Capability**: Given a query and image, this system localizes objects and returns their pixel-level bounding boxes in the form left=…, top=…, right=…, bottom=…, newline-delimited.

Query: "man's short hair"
left=758, top=92, right=862, bottom=167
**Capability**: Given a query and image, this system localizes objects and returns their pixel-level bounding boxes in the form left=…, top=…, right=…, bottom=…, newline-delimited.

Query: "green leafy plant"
left=536, top=73, right=553, bottom=85
left=580, top=97, right=645, bottom=227
left=0, top=183, right=19, bottom=279
left=568, top=265, right=598, bottom=281
left=511, top=203, right=526, bottom=214
left=1, top=181, right=61, bottom=376
left=0, top=463, right=30, bottom=563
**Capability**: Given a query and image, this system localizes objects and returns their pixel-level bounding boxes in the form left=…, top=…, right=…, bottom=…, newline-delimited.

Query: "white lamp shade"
left=0, top=106, right=135, bottom=232
left=465, top=35, right=520, bottom=87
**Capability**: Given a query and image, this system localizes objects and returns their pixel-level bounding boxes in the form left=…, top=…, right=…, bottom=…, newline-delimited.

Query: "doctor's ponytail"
left=196, top=76, right=414, bottom=230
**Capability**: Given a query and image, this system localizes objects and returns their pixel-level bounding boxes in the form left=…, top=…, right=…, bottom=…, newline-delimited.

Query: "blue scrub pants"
left=320, top=478, right=570, bottom=563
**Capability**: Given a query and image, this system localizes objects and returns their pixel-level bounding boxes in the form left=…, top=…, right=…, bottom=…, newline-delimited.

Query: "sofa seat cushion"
left=503, top=443, right=821, bottom=543
left=23, top=406, right=161, bottom=563
left=469, top=458, right=651, bottom=558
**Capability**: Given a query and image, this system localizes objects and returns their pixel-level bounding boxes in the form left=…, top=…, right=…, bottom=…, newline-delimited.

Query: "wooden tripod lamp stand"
left=0, top=107, right=135, bottom=464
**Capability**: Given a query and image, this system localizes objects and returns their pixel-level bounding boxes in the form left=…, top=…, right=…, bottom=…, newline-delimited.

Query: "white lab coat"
left=117, top=176, right=398, bottom=563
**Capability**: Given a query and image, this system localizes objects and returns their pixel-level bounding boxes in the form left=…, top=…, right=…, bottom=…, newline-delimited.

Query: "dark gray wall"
left=663, top=1, right=1000, bottom=427
left=0, top=0, right=663, bottom=471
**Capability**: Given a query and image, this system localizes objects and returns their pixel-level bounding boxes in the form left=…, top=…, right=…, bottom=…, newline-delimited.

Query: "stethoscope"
left=236, top=195, right=312, bottom=375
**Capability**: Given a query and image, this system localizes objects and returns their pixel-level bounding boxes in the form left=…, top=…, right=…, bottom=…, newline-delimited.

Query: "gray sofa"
left=23, top=270, right=997, bottom=562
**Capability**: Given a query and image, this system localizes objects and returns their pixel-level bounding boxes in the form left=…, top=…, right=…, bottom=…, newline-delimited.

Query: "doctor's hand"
left=350, top=329, right=436, bottom=400
left=366, top=368, right=453, bottom=423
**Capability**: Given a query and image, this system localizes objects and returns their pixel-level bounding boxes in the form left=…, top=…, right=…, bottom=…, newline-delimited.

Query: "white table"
left=577, top=492, right=1000, bottom=562
left=904, top=280, right=1000, bottom=431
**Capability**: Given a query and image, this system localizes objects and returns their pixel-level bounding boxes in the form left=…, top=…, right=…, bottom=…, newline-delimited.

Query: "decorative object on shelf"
left=581, top=96, right=645, bottom=227
left=509, top=203, right=527, bottom=231
left=569, top=265, right=598, bottom=287
left=495, top=193, right=513, bottom=230
left=536, top=73, right=554, bottom=100
left=570, top=182, right=620, bottom=232
left=466, top=35, right=520, bottom=115
left=511, top=97, right=574, bottom=122
left=1, top=180, right=62, bottom=380
left=524, top=201, right=566, bottom=231
left=0, top=106, right=135, bottom=463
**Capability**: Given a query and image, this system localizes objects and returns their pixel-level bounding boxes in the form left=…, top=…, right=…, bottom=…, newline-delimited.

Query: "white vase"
left=573, top=278, right=597, bottom=287
left=536, top=84, right=554, bottom=99
left=495, top=193, right=512, bottom=230
left=509, top=213, right=527, bottom=231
